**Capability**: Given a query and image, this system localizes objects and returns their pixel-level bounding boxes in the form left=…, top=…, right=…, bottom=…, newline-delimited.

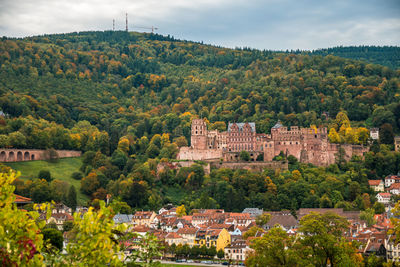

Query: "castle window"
left=296, top=142, right=298, bottom=144
left=315, top=135, right=317, bottom=138
left=196, top=131, right=198, bottom=134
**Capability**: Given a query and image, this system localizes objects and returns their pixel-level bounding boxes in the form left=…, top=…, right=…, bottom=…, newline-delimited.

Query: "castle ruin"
left=177, top=119, right=369, bottom=167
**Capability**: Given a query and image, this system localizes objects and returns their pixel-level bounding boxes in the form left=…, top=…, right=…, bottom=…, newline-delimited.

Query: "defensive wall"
left=210, top=161, right=288, bottom=172
left=157, top=160, right=287, bottom=176
left=0, top=149, right=82, bottom=162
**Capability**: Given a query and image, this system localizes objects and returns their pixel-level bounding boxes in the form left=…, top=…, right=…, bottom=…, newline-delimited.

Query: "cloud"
left=0, top=0, right=398, bottom=50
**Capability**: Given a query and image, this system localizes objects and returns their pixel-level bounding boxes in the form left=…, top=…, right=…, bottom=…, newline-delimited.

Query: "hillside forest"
left=0, top=31, right=400, bottom=212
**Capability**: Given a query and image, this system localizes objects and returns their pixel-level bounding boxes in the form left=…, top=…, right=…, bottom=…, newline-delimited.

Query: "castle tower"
left=395, top=136, right=400, bottom=152
left=191, top=119, right=208, bottom=150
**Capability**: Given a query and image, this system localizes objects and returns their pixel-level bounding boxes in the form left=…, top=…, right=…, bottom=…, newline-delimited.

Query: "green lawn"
left=5, top=157, right=89, bottom=205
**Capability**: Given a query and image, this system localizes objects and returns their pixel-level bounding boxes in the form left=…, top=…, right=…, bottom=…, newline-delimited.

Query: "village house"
left=165, top=232, right=184, bottom=246
left=113, top=214, right=134, bottom=225
left=132, top=225, right=152, bottom=236
left=224, top=240, right=251, bottom=262
left=368, top=180, right=384, bottom=192
left=377, top=193, right=391, bottom=205
left=264, top=211, right=298, bottom=232
left=132, top=211, right=156, bottom=227
left=385, top=175, right=400, bottom=188
left=176, top=227, right=198, bottom=247
left=242, top=208, right=263, bottom=218
left=224, top=213, right=253, bottom=227
left=389, top=183, right=400, bottom=195
left=386, top=235, right=400, bottom=262
left=41, top=212, right=74, bottom=231
left=53, top=203, right=72, bottom=214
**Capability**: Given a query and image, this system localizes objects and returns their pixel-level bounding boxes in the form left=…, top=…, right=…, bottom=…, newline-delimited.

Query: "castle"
left=177, top=119, right=369, bottom=167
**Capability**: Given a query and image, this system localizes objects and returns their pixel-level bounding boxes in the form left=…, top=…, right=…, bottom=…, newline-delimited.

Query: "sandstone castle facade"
left=177, top=119, right=369, bottom=166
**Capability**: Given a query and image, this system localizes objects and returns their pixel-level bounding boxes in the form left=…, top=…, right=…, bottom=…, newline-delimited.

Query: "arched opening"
left=24, top=152, right=30, bottom=161
left=31, top=154, right=35, bottom=160
left=8, top=151, right=15, bottom=161
left=0, top=151, right=5, bottom=161
left=17, top=151, right=23, bottom=161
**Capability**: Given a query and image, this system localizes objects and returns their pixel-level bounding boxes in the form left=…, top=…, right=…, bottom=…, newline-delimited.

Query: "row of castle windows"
left=230, top=132, right=252, bottom=137
left=266, top=141, right=299, bottom=146
left=229, top=143, right=254, bottom=151
left=228, top=138, right=253, bottom=142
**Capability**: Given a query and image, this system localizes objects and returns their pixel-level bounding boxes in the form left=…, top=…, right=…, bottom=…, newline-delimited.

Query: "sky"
left=0, top=0, right=399, bottom=50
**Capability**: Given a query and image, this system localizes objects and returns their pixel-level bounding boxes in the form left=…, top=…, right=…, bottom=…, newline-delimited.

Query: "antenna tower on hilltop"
left=113, top=19, right=115, bottom=31
left=126, top=13, right=128, bottom=32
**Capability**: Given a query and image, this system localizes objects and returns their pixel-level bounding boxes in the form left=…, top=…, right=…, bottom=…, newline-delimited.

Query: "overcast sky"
left=0, top=0, right=399, bottom=50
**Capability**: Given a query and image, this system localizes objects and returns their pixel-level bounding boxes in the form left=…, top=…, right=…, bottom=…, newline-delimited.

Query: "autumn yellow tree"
left=176, top=204, right=187, bottom=217
left=328, top=128, right=341, bottom=143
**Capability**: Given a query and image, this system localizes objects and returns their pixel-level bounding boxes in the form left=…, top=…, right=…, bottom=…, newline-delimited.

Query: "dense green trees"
left=247, top=212, right=363, bottom=266
left=2, top=31, right=400, bottom=212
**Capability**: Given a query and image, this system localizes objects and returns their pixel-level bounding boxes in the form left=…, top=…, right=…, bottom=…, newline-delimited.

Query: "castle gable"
left=228, top=122, right=256, bottom=133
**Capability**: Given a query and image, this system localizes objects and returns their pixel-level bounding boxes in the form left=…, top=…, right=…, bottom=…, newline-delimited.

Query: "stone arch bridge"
left=0, top=149, right=81, bottom=162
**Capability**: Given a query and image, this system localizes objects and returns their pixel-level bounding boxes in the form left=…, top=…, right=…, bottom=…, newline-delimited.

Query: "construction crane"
left=132, top=25, right=159, bottom=33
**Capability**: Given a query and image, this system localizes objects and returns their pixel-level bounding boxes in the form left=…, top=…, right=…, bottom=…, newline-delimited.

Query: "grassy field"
left=5, top=157, right=89, bottom=205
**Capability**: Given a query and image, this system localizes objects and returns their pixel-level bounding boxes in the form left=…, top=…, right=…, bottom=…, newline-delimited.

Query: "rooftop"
left=272, top=120, right=283, bottom=129
left=228, top=122, right=256, bottom=133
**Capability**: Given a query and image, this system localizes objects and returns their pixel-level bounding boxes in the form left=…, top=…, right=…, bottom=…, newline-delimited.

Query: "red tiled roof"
left=133, top=211, right=154, bottom=219
left=182, top=215, right=192, bottom=221
left=389, top=183, right=400, bottom=190
left=378, top=192, right=391, bottom=197
left=368, top=180, right=382, bottom=186
left=14, top=194, right=32, bottom=203
left=385, top=175, right=400, bottom=180
left=132, top=225, right=151, bottom=233
left=177, top=227, right=197, bottom=235
left=165, top=232, right=182, bottom=239
left=51, top=213, right=73, bottom=221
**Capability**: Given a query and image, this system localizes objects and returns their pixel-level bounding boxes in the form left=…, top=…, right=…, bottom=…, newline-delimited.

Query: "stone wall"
left=157, top=160, right=286, bottom=176
left=210, top=161, right=288, bottom=172
left=0, top=149, right=81, bottom=162
left=177, top=147, right=222, bottom=161
left=157, top=161, right=211, bottom=175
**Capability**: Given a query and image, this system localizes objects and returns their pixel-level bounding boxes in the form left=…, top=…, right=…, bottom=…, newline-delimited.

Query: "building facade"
left=177, top=119, right=369, bottom=167
left=395, top=136, right=400, bottom=152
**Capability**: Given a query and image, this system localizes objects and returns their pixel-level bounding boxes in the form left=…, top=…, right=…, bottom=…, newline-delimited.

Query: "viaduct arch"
left=0, top=149, right=81, bottom=162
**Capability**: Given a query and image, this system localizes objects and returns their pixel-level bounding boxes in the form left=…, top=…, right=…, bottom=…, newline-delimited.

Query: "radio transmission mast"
left=113, top=19, right=115, bottom=31
left=125, top=13, right=128, bottom=32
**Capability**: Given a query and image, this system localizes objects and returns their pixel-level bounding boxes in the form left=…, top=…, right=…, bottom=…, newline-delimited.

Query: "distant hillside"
left=309, top=46, right=400, bottom=69
left=0, top=31, right=399, bottom=153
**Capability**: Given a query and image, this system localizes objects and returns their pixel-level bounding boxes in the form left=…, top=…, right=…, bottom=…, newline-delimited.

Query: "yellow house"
left=195, top=228, right=207, bottom=246
left=204, top=229, right=231, bottom=251
left=215, top=228, right=231, bottom=251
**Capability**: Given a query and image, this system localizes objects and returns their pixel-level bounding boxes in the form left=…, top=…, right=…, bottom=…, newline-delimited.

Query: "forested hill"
left=1, top=31, right=400, bottom=211
left=309, top=46, right=400, bottom=70
left=0, top=31, right=399, bottom=153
